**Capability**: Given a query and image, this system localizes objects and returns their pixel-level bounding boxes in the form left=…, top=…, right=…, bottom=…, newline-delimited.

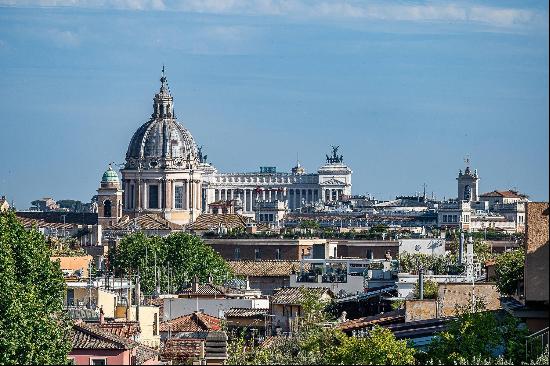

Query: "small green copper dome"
left=102, top=165, right=119, bottom=183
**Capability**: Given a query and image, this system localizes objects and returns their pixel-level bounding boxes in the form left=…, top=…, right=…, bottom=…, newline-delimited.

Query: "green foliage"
left=425, top=299, right=529, bottom=365
left=108, top=231, right=233, bottom=294
left=413, top=279, right=439, bottom=299
left=330, top=326, right=416, bottom=365
left=298, top=220, right=320, bottom=230
left=494, top=249, right=525, bottom=296
left=0, top=211, right=72, bottom=365
left=399, top=252, right=464, bottom=275
left=227, top=288, right=416, bottom=365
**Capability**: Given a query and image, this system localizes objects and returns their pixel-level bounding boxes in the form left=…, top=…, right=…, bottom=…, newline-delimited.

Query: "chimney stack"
left=192, top=276, right=199, bottom=293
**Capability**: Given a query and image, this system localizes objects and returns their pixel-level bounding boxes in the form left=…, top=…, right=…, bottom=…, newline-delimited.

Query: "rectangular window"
left=148, top=185, right=159, bottom=209
left=153, top=313, right=158, bottom=336
left=174, top=185, right=184, bottom=209
left=255, top=248, right=261, bottom=261
left=443, top=215, right=447, bottom=223
left=234, top=248, right=240, bottom=260
left=454, top=215, right=458, bottom=223
left=90, top=358, right=107, bottom=365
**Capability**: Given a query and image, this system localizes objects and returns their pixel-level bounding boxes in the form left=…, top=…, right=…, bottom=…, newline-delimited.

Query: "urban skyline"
left=0, top=0, right=548, bottom=207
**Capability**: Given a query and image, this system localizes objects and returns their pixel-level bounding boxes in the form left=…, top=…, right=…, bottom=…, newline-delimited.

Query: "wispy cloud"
left=0, top=0, right=546, bottom=30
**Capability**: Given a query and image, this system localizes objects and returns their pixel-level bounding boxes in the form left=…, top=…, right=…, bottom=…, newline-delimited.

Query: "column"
left=184, top=180, right=189, bottom=210
left=143, top=181, right=148, bottom=209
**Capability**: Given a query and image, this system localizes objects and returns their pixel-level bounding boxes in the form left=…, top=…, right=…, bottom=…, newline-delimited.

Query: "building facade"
left=117, top=70, right=353, bottom=225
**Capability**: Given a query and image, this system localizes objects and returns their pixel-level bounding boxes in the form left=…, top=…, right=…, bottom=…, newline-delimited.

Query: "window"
left=90, top=358, right=107, bottom=365
left=103, top=200, right=112, bottom=217
left=275, top=248, right=281, bottom=260
left=153, top=313, right=158, bottom=336
left=130, top=185, right=135, bottom=209
left=234, top=248, right=240, bottom=260
left=366, top=249, right=373, bottom=259
left=443, top=215, right=448, bottom=223
left=149, top=185, right=159, bottom=209
left=255, top=248, right=261, bottom=261
left=454, top=215, right=458, bottom=223
left=174, top=185, right=184, bottom=209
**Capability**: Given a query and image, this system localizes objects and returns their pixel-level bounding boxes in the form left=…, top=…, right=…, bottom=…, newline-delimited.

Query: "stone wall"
left=405, top=299, right=437, bottom=322
left=524, top=202, right=549, bottom=304
left=438, top=283, right=500, bottom=317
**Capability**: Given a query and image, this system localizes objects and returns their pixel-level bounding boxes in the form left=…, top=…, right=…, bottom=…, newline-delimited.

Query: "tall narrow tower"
left=457, top=158, right=479, bottom=202
left=97, top=164, right=123, bottom=227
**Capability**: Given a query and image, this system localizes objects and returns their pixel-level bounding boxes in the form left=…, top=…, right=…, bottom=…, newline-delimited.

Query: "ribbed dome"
left=126, top=119, right=198, bottom=162
left=102, top=165, right=119, bottom=183
left=125, top=68, right=199, bottom=170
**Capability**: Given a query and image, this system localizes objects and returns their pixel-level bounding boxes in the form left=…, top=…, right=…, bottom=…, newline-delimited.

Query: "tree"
left=330, top=326, right=416, bottom=365
left=227, top=287, right=416, bottom=365
left=413, top=279, right=439, bottom=299
left=0, top=211, right=72, bottom=365
left=108, top=232, right=233, bottom=294
left=425, top=298, right=528, bottom=364
left=494, top=249, right=525, bottom=296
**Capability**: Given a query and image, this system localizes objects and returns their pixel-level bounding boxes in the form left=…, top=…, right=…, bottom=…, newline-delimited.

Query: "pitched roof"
left=337, top=309, right=405, bottom=331
left=179, top=283, right=228, bottom=297
left=135, top=344, right=159, bottom=365
left=71, top=322, right=136, bottom=350
left=188, top=213, right=270, bottom=232
left=17, top=216, right=74, bottom=230
left=110, top=214, right=183, bottom=231
left=224, top=308, right=269, bottom=318
left=228, top=260, right=309, bottom=277
left=160, top=338, right=202, bottom=363
left=160, top=312, right=221, bottom=333
left=271, top=287, right=333, bottom=305
left=480, top=190, right=528, bottom=199
left=97, top=321, right=141, bottom=339
left=188, top=213, right=251, bottom=231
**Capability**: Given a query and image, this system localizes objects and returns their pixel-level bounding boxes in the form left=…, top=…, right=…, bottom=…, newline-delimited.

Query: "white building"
left=115, top=69, right=353, bottom=226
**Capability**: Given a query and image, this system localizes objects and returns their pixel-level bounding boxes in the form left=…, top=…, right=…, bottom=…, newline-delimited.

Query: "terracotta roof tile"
left=337, top=309, right=405, bottom=331
left=179, top=283, right=228, bottom=297
left=271, top=287, right=332, bottom=305
left=160, top=312, right=221, bottom=333
left=161, top=338, right=202, bottom=363
left=97, top=321, right=141, bottom=340
left=71, top=322, right=136, bottom=350
left=110, top=214, right=183, bottom=230
left=228, top=260, right=309, bottom=277
left=480, top=190, right=528, bottom=199
left=224, top=308, right=268, bottom=318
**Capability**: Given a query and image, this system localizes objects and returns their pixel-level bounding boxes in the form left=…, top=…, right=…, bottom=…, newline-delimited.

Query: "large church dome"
left=125, top=69, right=199, bottom=170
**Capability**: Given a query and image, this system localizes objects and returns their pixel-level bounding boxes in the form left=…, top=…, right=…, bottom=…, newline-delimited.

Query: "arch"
left=103, top=199, right=112, bottom=217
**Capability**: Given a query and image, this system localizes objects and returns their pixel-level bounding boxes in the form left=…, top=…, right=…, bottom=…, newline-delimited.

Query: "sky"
left=0, top=0, right=548, bottom=208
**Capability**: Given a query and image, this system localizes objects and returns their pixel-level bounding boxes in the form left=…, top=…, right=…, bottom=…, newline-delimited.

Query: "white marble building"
left=116, top=70, right=353, bottom=225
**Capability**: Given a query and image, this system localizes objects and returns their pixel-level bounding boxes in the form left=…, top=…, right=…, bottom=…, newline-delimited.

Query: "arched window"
left=464, top=185, right=471, bottom=201
left=104, top=200, right=112, bottom=217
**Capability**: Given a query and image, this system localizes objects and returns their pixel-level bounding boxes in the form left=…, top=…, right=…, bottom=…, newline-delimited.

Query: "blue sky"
left=0, top=0, right=548, bottom=208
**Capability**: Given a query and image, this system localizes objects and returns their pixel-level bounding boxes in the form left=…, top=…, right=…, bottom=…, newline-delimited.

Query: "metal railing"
left=526, top=327, right=549, bottom=362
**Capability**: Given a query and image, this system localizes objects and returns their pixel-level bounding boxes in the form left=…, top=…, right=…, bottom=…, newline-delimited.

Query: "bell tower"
left=457, top=157, right=479, bottom=202
left=97, top=164, right=123, bottom=227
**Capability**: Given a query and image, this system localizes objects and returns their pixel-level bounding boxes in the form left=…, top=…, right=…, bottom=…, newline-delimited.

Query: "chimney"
left=208, top=275, right=213, bottom=284
left=99, top=306, right=105, bottom=324
left=192, top=276, right=199, bottom=293
left=245, top=276, right=250, bottom=290
left=418, top=268, right=424, bottom=300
